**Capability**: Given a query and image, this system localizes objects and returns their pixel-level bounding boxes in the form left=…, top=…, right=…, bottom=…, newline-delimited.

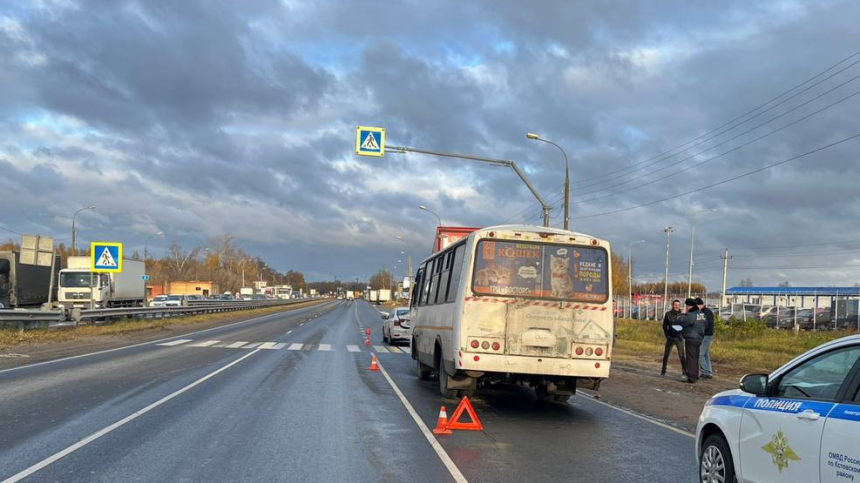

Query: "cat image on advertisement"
left=474, top=263, right=514, bottom=287
left=550, top=255, right=574, bottom=298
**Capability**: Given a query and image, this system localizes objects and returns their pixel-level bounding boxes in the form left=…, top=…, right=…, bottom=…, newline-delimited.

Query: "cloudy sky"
left=2, top=0, right=860, bottom=289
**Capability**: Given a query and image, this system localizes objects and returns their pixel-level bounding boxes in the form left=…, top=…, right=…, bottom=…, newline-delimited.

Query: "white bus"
left=410, top=225, right=613, bottom=401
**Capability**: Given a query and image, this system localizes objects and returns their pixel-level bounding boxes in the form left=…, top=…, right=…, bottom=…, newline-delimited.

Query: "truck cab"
left=58, top=269, right=111, bottom=309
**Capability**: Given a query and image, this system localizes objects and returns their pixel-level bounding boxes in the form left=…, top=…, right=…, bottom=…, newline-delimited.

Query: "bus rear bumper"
left=456, top=352, right=610, bottom=379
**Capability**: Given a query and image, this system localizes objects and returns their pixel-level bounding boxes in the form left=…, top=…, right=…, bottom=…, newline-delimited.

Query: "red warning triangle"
left=445, top=396, right=483, bottom=431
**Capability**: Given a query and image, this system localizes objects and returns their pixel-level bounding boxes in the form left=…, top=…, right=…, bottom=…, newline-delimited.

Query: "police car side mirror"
left=740, top=373, right=768, bottom=396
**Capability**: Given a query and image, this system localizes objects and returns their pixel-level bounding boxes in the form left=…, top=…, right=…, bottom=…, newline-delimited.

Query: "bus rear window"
left=472, top=240, right=608, bottom=303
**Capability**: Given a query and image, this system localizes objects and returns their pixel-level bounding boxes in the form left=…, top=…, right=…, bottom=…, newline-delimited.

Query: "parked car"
left=796, top=307, right=833, bottom=330
left=149, top=295, right=169, bottom=307
left=382, top=307, right=411, bottom=345
left=763, top=307, right=797, bottom=329
left=696, top=334, right=860, bottom=483
left=251, top=294, right=268, bottom=300
left=160, top=294, right=188, bottom=307
left=186, top=295, right=205, bottom=302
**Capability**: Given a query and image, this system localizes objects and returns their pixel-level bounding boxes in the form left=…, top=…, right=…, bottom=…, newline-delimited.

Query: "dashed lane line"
left=187, top=340, right=220, bottom=348
left=318, top=344, right=332, bottom=351
left=225, top=341, right=249, bottom=349
left=1, top=349, right=263, bottom=483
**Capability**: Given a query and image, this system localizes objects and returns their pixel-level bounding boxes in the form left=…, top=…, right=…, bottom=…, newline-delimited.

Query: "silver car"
left=382, top=307, right=411, bottom=345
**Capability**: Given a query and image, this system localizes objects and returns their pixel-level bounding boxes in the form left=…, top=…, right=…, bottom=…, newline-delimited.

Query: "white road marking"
left=1, top=349, right=262, bottom=483
left=318, top=344, right=332, bottom=351
left=0, top=302, right=331, bottom=375
left=578, top=391, right=695, bottom=438
left=157, top=339, right=193, bottom=347
left=346, top=345, right=360, bottom=352
left=241, top=342, right=262, bottom=349
left=387, top=347, right=402, bottom=354
left=373, top=346, right=389, bottom=353
left=374, top=357, right=468, bottom=483
left=258, top=342, right=278, bottom=349
left=271, top=343, right=286, bottom=350
left=288, top=343, right=304, bottom=351
left=188, top=340, right=220, bottom=347
left=287, top=330, right=293, bottom=334
left=225, top=341, right=249, bottom=349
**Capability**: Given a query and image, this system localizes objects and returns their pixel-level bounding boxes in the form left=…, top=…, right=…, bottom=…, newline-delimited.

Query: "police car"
left=697, top=334, right=860, bottom=483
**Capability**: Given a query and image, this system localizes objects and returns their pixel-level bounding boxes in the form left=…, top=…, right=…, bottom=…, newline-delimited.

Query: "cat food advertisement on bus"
left=472, top=240, right=608, bottom=302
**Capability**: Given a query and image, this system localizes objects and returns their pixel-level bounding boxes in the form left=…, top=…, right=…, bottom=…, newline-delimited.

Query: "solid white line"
left=374, top=357, right=468, bottom=483
left=157, top=339, right=192, bottom=347
left=318, top=344, right=332, bottom=351
left=578, top=392, right=695, bottom=439
left=225, top=341, right=249, bottom=349
left=373, top=346, right=389, bottom=353
left=188, top=340, right=220, bottom=348
left=346, top=345, right=360, bottom=352
left=0, top=304, right=330, bottom=375
left=288, top=343, right=304, bottom=351
left=1, top=349, right=261, bottom=483
left=258, top=342, right=278, bottom=350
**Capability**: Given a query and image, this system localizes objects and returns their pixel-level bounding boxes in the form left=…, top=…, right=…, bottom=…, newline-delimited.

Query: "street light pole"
left=526, top=133, right=570, bottom=230
left=663, top=226, right=674, bottom=316
left=419, top=205, right=442, bottom=249
left=628, top=239, right=645, bottom=319
left=71, top=205, right=96, bottom=252
left=687, top=209, right=717, bottom=299
left=387, top=144, right=552, bottom=227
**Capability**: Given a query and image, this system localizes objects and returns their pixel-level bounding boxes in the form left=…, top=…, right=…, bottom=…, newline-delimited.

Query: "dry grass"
left=614, top=317, right=859, bottom=373
left=0, top=302, right=322, bottom=350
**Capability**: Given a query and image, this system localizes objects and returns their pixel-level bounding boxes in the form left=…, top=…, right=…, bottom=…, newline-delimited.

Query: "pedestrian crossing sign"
left=355, top=126, right=385, bottom=157
left=91, top=242, right=123, bottom=272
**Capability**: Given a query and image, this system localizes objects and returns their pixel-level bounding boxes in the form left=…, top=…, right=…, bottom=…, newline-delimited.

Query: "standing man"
left=660, top=299, right=686, bottom=377
left=696, top=297, right=715, bottom=379
left=679, top=298, right=706, bottom=383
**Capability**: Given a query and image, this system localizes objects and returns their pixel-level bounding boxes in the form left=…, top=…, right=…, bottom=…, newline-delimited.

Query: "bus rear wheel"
left=438, top=367, right=458, bottom=399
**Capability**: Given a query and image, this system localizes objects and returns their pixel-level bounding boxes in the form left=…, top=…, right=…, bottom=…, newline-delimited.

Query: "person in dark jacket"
left=679, top=298, right=706, bottom=383
left=660, top=300, right=686, bottom=377
left=696, top=297, right=715, bottom=379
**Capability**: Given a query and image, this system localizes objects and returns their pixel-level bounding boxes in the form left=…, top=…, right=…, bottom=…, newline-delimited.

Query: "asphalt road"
left=0, top=300, right=698, bottom=482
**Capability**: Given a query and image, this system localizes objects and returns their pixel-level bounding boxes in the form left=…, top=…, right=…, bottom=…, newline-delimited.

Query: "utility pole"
left=662, top=227, right=673, bottom=316
left=687, top=209, right=717, bottom=298
left=721, top=249, right=731, bottom=315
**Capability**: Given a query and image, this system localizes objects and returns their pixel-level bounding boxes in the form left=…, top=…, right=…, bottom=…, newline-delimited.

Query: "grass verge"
left=0, top=301, right=323, bottom=351
left=614, top=317, right=859, bottom=373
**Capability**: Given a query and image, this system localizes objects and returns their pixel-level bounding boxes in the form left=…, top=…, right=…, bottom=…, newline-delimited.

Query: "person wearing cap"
left=696, top=297, right=715, bottom=379
left=660, top=299, right=686, bottom=377
left=678, top=298, right=706, bottom=383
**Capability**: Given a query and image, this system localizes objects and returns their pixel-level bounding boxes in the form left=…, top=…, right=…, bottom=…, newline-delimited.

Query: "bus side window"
left=446, top=244, right=465, bottom=303
left=411, top=269, right=424, bottom=308
left=436, top=251, right=452, bottom=305
left=421, top=261, right=433, bottom=306
left=427, top=256, right=441, bottom=306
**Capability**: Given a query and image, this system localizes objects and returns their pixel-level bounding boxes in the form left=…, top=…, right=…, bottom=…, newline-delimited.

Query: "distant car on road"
left=149, top=295, right=169, bottom=307
left=382, top=307, right=411, bottom=345
left=251, top=294, right=268, bottom=300
left=160, top=294, right=188, bottom=307
left=186, top=295, right=205, bottom=302
left=763, top=307, right=797, bottom=329
left=697, top=334, right=860, bottom=483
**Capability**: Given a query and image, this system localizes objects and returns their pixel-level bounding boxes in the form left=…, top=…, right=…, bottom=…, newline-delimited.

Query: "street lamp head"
left=526, top=133, right=540, bottom=140
left=664, top=226, right=673, bottom=233
left=87, top=205, right=97, bottom=210
left=419, top=205, right=428, bottom=211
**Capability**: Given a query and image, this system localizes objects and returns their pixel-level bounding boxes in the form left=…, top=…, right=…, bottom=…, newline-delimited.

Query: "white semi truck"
left=58, top=256, right=146, bottom=309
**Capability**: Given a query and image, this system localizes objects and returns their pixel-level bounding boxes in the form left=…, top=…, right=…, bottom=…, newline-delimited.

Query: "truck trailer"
left=0, top=251, right=60, bottom=309
left=58, top=256, right=146, bottom=309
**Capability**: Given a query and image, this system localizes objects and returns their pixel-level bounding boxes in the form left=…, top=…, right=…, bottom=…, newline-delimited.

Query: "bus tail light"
left=595, top=347, right=604, bottom=357
left=491, top=342, right=500, bottom=351
left=481, top=341, right=490, bottom=350
left=575, top=347, right=584, bottom=356
left=470, top=340, right=479, bottom=349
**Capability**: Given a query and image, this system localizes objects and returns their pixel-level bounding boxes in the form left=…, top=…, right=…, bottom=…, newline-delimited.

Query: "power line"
left=570, top=78, right=860, bottom=204
left=569, top=131, right=860, bottom=220
left=566, top=49, right=860, bottom=189
left=0, top=225, right=22, bottom=236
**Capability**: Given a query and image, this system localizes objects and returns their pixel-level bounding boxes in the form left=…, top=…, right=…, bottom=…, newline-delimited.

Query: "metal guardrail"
left=0, top=298, right=320, bottom=329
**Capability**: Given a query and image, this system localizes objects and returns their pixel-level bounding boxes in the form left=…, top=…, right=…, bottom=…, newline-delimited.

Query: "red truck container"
left=433, top=226, right=480, bottom=253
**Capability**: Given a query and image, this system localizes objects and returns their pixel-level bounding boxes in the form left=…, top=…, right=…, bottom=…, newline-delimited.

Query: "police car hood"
left=709, top=388, right=748, bottom=400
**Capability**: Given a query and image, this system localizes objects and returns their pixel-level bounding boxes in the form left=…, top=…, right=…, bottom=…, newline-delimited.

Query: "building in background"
left=147, top=281, right=220, bottom=299
left=726, top=286, right=860, bottom=309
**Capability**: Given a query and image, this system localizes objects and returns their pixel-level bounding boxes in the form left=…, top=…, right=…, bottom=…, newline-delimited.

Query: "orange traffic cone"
left=366, top=327, right=371, bottom=335
left=446, top=396, right=483, bottom=431
left=432, top=406, right=453, bottom=435
left=365, top=337, right=371, bottom=347
left=368, top=354, right=380, bottom=371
